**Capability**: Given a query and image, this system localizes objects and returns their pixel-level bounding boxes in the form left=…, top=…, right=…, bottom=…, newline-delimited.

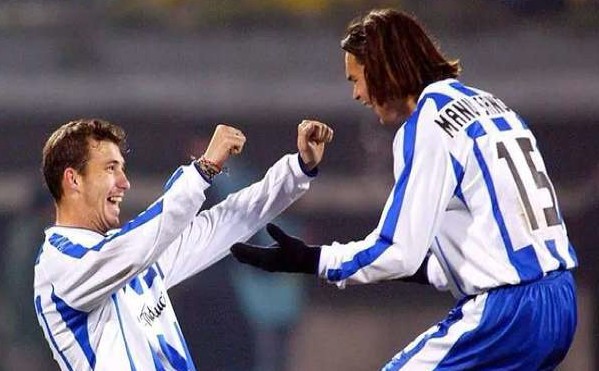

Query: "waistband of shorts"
left=490, top=269, right=573, bottom=293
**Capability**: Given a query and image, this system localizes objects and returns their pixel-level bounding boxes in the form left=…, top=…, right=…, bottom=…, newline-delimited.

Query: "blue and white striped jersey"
left=34, top=154, right=313, bottom=371
left=319, top=79, right=577, bottom=298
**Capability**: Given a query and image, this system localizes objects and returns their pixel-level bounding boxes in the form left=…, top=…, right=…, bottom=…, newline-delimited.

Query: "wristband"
left=195, top=156, right=222, bottom=181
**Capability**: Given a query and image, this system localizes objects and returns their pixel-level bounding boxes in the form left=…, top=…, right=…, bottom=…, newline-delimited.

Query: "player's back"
left=421, top=79, right=577, bottom=297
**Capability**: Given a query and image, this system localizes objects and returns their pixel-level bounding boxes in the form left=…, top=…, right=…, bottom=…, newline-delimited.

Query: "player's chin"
left=104, top=213, right=121, bottom=230
left=372, top=108, right=392, bottom=125
left=377, top=114, right=397, bottom=126
left=378, top=111, right=406, bottom=126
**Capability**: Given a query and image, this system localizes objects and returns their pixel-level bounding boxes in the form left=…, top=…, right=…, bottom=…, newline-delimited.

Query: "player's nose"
left=118, top=172, right=131, bottom=190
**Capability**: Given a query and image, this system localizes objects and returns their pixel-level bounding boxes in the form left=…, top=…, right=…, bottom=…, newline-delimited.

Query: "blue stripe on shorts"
left=435, top=270, right=577, bottom=370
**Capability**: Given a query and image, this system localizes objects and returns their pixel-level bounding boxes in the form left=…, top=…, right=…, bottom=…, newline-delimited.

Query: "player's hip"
left=383, top=270, right=577, bottom=370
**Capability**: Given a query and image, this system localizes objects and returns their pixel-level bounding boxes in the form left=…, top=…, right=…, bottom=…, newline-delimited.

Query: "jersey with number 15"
left=318, top=79, right=577, bottom=297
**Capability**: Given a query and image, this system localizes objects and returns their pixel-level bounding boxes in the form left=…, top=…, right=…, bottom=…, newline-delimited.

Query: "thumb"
left=230, top=242, right=252, bottom=261
left=230, top=242, right=262, bottom=265
left=266, top=223, right=293, bottom=246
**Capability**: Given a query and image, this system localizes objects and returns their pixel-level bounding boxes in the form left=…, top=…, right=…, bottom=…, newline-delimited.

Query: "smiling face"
left=72, top=139, right=130, bottom=233
left=344, top=52, right=416, bottom=125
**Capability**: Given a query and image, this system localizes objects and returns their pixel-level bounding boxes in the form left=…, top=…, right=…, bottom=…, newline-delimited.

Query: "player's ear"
left=63, top=167, right=81, bottom=192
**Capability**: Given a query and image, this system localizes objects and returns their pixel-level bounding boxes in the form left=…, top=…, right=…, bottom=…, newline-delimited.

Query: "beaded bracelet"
left=196, top=156, right=222, bottom=181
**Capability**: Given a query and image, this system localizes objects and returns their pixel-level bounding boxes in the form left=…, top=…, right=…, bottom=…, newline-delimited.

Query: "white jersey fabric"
left=34, top=154, right=314, bottom=371
left=319, top=79, right=577, bottom=298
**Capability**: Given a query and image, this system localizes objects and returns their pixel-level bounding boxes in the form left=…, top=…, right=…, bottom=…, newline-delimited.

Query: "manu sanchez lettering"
left=434, top=95, right=512, bottom=138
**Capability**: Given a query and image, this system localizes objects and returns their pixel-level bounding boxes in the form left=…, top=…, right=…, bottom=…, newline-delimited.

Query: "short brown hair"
left=341, top=9, right=460, bottom=105
left=42, top=118, right=127, bottom=202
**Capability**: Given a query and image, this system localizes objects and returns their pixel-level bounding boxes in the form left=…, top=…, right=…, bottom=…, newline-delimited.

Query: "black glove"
left=230, top=223, right=321, bottom=274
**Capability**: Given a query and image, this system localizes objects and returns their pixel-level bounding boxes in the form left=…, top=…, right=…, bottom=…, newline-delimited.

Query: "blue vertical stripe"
left=163, top=167, right=184, bottom=192
left=174, top=322, right=197, bottom=371
left=515, top=114, right=529, bottom=130
left=158, top=335, right=188, bottom=371
left=545, top=240, right=566, bottom=270
left=112, top=294, right=137, bottom=371
left=144, top=267, right=158, bottom=288
left=149, top=344, right=167, bottom=371
left=568, top=243, right=578, bottom=267
left=468, top=128, right=542, bottom=282
left=434, top=237, right=467, bottom=297
left=128, top=266, right=159, bottom=294
left=155, top=263, right=165, bottom=279
left=450, top=155, right=467, bottom=208
left=326, top=115, right=418, bottom=281
left=326, top=92, right=458, bottom=282
left=129, top=277, right=144, bottom=295
left=51, top=288, right=96, bottom=369
left=35, top=244, right=43, bottom=265
left=35, top=296, right=74, bottom=371
left=383, top=298, right=468, bottom=370
left=382, top=115, right=419, bottom=240
left=466, top=121, right=486, bottom=139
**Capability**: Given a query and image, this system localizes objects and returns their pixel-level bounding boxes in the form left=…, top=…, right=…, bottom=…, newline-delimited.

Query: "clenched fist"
left=203, top=124, right=246, bottom=167
left=297, top=120, right=334, bottom=171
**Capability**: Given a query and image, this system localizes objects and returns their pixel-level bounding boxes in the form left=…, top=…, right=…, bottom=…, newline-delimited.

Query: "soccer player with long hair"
left=232, top=9, right=578, bottom=369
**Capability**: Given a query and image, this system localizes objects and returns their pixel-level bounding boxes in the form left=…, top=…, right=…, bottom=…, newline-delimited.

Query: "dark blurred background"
left=1, top=0, right=597, bottom=370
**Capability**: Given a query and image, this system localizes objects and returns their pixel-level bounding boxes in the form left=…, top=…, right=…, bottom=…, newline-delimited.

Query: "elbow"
left=386, top=253, right=424, bottom=279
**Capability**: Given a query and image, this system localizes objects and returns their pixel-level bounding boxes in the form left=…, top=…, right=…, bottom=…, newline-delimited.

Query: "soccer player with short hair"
left=34, top=118, right=333, bottom=370
left=231, top=9, right=578, bottom=370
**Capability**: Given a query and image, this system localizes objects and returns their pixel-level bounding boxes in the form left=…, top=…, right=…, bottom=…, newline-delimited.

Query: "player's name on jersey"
left=434, top=95, right=512, bottom=138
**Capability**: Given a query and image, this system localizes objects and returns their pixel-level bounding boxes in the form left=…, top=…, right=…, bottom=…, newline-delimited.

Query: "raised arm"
left=42, top=124, right=245, bottom=311
left=156, top=120, right=334, bottom=288
left=231, top=105, right=456, bottom=288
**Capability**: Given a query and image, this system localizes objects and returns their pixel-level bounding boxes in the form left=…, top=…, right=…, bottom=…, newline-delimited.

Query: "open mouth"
left=107, top=195, right=123, bottom=205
